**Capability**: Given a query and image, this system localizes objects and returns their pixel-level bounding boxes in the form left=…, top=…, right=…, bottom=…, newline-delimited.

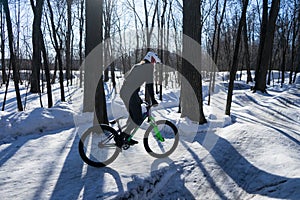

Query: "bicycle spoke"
left=78, top=125, right=120, bottom=167
left=144, top=120, right=179, bottom=158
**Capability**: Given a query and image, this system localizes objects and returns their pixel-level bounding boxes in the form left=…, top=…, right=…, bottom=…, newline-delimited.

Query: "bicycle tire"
left=78, top=124, right=120, bottom=167
left=143, top=120, right=179, bottom=158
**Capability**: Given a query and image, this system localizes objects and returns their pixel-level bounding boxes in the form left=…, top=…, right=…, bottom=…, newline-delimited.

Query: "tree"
left=2, top=0, right=23, bottom=111
left=225, top=0, right=249, bottom=116
left=253, top=0, right=280, bottom=93
left=40, top=29, right=53, bottom=108
left=181, top=0, right=206, bottom=124
left=46, top=0, right=65, bottom=102
left=78, top=0, right=84, bottom=88
left=277, top=14, right=290, bottom=87
left=103, top=0, right=115, bottom=83
left=126, top=0, right=143, bottom=63
left=28, top=0, right=53, bottom=108
left=294, top=9, right=300, bottom=82
left=289, top=0, right=300, bottom=84
left=84, top=0, right=108, bottom=124
left=158, top=0, right=168, bottom=101
left=1, top=5, right=7, bottom=84
left=144, top=0, right=159, bottom=48
left=144, top=0, right=159, bottom=104
left=30, top=0, right=44, bottom=94
left=242, top=5, right=252, bottom=84
left=208, top=0, right=227, bottom=105
left=66, top=0, right=73, bottom=86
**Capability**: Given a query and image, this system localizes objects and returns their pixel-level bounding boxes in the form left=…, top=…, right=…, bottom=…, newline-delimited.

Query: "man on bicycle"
left=118, top=51, right=161, bottom=147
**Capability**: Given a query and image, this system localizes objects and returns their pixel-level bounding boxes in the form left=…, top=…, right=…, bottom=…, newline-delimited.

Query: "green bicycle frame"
left=127, top=115, right=165, bottom=142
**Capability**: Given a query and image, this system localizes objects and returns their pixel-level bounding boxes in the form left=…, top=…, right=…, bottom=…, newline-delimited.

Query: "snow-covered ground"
left=0, top=71, right=299, bottom=199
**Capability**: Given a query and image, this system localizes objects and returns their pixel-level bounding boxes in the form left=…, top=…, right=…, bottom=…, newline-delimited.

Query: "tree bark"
left=181, top=0, right=206, bottom=124
left=253, top=0, right=280, bottom=93
left=289, top=2, right=299, bottom=84
left=79, top=0, right=84, bottom=88
left=2, top=0, right=23, bottom=111
left=242, top=10, right=252, bottom=84
left=30, top=0, right=44, bottom=94
left=40, top=29, right=53, bottom=108
left=46, top=0, right=65, bottom=101
left=84, top=0, right=108, bottom=124
left=225, top=0, right=249, bottom=116
left=66, top=0, right=73, bottom=86
left=1, top=6, right=7, bottom=84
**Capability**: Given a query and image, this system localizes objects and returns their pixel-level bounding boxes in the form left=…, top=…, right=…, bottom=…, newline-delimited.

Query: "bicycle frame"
left=126, top=104, right=165, bottom=142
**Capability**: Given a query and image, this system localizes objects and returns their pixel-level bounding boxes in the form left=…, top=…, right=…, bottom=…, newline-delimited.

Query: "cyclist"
left=118, top=51, right=161, bottom=147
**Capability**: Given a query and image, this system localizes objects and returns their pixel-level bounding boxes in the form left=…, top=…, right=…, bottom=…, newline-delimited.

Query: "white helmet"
left=144, top=51, right=161, bottom=64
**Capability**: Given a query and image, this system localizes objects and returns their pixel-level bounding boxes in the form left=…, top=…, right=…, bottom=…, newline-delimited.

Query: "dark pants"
left=123, top=90, right=144, bottom=134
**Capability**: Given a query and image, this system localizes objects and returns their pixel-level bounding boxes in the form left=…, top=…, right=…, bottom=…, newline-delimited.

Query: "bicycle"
left=78, top=102, right=179, bottom=168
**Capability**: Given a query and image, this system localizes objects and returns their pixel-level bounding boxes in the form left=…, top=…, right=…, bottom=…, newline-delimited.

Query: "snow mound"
left=0, top=102, right=75, bottom=143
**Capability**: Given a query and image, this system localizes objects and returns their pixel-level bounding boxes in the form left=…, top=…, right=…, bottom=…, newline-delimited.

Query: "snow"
left=0, top=71, right=299, bottom=199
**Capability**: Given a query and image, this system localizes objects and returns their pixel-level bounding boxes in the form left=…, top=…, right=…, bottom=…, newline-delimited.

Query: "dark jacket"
left=120, top=62, right=155, bottom=107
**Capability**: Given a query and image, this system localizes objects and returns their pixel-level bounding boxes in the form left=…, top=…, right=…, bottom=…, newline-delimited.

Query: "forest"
left=1, top=1, right=300, bottom=199
left=0, top=0, right=299, bottom=123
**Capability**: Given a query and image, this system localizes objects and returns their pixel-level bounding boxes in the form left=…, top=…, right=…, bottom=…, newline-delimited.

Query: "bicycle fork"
left=148, top=116, right=165, bottom=142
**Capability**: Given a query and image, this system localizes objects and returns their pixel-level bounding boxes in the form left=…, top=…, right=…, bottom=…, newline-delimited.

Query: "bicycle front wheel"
left=78, top=124, right=120, bottom=167
left=143, top=120, right=179, bottom=158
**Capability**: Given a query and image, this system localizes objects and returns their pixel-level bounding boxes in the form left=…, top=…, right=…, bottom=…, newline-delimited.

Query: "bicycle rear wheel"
left=78, top=124, right=120, bottom=167
left=143, top=120, right=179, bottom=158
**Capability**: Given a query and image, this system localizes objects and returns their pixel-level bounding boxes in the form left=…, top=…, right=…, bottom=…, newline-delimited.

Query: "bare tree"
left=225, top=0, right=249, bottom=116
left=242, top=8, right=253, bottom=84
left=66, top=0, right=73, bottom=86
left=40, top=29, right=53, bottom=108
left=30, top=0, right=44, bottom=94
left=181, top=0, right=206, bottom=124
left=253, top=0, right=280, bottom=93
left=78, top=0, right=84, bottom=88
left=277, top=13, right=290, bottom=87
left=46, top=0, right=65, bottom=101
left=144, top=0, right=159, bottom=104
left=144, top=0, right=159, bottom=48
left=208, top=0, right=227, bottom=105
left=1, top=5, right=7, bottom=84
left=294, top=7, right=300, bottom=82
left=2, top=0, right=23, bottom=111
left=84, top=0, right=108, bottom=124
left=289, top=0, right=300, bottom=84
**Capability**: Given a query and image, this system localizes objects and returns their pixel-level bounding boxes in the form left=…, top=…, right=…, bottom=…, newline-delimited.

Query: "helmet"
left=144, top=51, right=161, bottom=64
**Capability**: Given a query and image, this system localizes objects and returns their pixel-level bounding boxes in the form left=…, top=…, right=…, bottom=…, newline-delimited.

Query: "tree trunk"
left=40, top=30, right=53, bottom=108
left=225, top=0, right=249, bottom=116
left=242, top=11, right=252, bottom=83
left=3, top=0, right=23, bottom=111
left=66, top=0, right=73, bottom=86
left=293, top=20, right=300, bottom=83
left=1, top=6, right=7, bottom=84
left=143, top=0, right=159, bottom=104
left=253, top=0, right=280, bottom=93
left=181, top=0, right=206, bottom=124
left=289, top=2, right=299, bottom=84
left=46, top=0, right=65, bottom=101
left=280, top=36, right=287, bottom=87
left=209, top=0, right=227, bottom=105
left=51, top=55, right=57, bottom=84
left=30, top=0, right=44, bottom=94
left=79, top=0, right=84, bottom=88
left=84, top=0, right=108, bottom=124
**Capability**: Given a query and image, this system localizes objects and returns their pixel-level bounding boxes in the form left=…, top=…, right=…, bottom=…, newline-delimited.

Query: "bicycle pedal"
left=122, top=144, right=130, bottom=150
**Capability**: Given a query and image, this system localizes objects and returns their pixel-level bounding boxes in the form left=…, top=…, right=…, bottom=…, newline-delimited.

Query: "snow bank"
left=0, top=102, right=75, bottom=143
